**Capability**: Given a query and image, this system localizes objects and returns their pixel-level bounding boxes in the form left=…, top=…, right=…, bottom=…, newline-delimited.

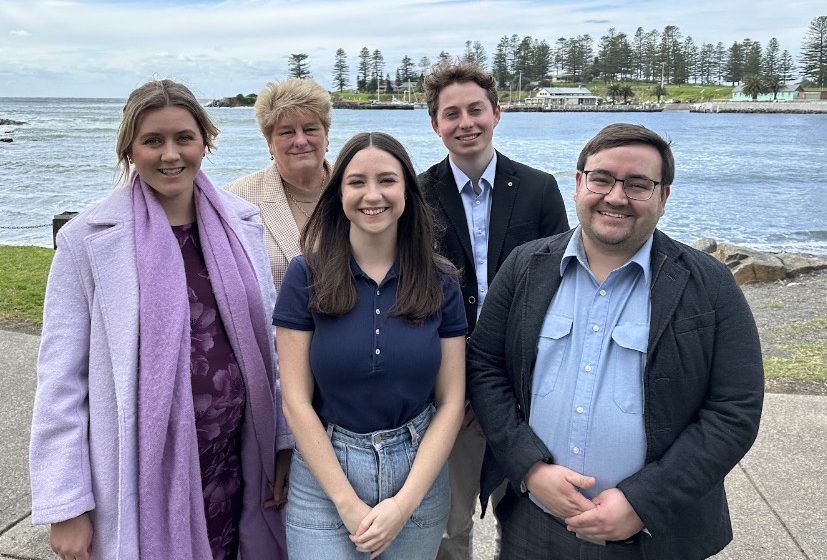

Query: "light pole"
left=518, top=70, right=522, bottom=103
left=659, top=62, right=665, bottom=103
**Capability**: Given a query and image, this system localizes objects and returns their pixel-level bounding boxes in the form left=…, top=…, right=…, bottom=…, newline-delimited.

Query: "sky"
left=0, top=0, right=823, bottom=98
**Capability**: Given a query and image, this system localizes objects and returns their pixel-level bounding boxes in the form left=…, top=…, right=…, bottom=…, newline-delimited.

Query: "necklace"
left=285, top=184, right=321, bottom=220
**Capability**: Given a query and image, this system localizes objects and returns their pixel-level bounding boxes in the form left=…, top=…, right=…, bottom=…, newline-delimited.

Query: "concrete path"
left=0, top=328, right=823, bottom=559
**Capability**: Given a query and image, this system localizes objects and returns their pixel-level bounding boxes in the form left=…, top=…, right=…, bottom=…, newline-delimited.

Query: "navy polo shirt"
left=273, top=255, right=467, bottom=433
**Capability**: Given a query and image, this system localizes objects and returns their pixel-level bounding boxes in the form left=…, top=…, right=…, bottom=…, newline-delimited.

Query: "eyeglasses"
left=581, top=170, right=661, bottom=201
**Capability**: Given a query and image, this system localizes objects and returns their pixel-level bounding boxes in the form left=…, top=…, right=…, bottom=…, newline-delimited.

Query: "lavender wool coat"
left=29, top=184, right=293, bottom=558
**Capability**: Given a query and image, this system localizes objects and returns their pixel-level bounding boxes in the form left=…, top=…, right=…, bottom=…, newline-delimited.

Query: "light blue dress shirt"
left=528, top=227, right=652, bottom=510
left=449, top=153, right=497, bottom=319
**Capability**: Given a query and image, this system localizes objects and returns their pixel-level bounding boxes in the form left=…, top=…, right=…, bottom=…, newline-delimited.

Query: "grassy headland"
left=0, top=244, right=824, bottom=392
left=216, top=83, right=735, bottom=108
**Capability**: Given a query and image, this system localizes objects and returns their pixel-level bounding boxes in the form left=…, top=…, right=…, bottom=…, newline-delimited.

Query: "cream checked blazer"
left=225, top=161, right=331, bottom=292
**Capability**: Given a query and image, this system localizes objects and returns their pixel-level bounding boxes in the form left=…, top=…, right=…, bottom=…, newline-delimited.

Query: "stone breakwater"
left=694, top=238, right=827, bottom=284
left=692, top=101, right=827, bottom=114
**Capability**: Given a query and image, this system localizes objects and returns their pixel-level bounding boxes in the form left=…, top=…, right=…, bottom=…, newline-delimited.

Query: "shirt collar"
left=349, top=257, right=400, bottom=285
left=561, top=226, right=653, bottom=284
left=448, top=152, right=497, bottom=194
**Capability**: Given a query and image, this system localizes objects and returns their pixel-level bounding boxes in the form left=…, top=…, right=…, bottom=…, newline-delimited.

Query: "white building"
left=525, top=86, right=599, bottom=106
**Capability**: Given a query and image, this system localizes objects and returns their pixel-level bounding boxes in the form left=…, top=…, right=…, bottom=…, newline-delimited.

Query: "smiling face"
left=341, top=146, right=406, bottom=243
left=268, top=110, right=327, bottom=181
left=129, top=105, right=204, bottom=218
left=575, top=144, right=670, bottom=261
left=431, top=81, right=500, bottom=163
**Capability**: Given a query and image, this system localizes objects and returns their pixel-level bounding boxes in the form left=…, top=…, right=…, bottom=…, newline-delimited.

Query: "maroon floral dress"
left=174, top=223, right=246, bottom=560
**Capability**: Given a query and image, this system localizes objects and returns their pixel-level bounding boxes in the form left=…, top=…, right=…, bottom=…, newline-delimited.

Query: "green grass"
left=499, top=82, right=734, bottom=104
left=2, top=243, right=825, bottom=388
left=0, top=245, right=53, bottom=327
left=764, top=344, right=827, bottom=382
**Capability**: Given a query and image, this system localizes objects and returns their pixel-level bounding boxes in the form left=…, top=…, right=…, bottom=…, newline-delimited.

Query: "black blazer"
left=467, top=229, right=765, bottom=560
left=419, top=152, right=569, bottom=333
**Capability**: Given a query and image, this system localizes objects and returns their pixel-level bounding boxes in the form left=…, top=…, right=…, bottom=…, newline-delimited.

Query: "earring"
left=270, top=154, right=274, bottom=161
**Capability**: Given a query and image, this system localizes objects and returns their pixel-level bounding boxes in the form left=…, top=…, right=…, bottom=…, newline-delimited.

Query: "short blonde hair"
left=255, top=79, right=332, bottom=140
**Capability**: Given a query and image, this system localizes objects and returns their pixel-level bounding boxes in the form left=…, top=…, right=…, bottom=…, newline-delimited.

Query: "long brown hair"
left=301, top=132, right=454, bottom=321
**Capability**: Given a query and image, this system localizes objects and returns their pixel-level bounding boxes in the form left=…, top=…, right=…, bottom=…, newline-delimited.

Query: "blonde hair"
left=115, top=79, right=218, bottom=181
left=255, top=78, right=332, bottom=140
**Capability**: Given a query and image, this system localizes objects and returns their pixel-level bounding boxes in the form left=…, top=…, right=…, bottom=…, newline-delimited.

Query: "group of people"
left=30, top=61, right=764, bottom=560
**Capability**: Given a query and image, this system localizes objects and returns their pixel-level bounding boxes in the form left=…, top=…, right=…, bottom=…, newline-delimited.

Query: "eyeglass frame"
left=580, top=169, right=662, bottom=201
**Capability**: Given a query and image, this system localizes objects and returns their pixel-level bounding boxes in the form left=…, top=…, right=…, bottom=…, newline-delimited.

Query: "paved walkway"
left=0, top=328, right=823, bottom=559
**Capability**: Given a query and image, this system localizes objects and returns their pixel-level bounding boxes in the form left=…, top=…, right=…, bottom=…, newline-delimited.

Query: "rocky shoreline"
left=0, top=118, right=27, bottom=143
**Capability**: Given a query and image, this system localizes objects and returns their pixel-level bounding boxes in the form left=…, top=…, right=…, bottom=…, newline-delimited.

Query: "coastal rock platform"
left=694, top=238, right=827, bottom=284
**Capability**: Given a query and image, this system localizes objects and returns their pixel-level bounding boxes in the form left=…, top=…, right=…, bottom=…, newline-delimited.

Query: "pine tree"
left=800, top=15, right=827, bottom=87
left=762, top=38, right=780, bottom=77
left=357, top=47, right=371, bottom=92
left=332, top=48, right=349, bottom=92
left=725, top=41, right=744, bottom=85
left=779, top=49, right=795, bottom=83
left=371, top=50, right=385, bottom=93
left=399, top=55, right=415, bottom=83
left=492, top=36, right=511, bottom=87
left=287, top=53, right=311, bottom=79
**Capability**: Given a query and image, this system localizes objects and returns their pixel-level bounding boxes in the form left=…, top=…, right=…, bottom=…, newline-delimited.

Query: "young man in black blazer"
left=419, top=61, right=569, bottom=560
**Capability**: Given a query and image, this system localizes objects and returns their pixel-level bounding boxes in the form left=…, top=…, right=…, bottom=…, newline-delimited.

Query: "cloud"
left=0, top=0, right=822, bottom=97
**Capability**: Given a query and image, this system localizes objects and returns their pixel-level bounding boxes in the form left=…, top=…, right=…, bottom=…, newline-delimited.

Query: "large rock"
left=710, top=242, right=827, bottom=284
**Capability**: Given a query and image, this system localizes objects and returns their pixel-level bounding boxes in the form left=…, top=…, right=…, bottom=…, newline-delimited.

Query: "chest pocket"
left=611, top=324, right=648, bottom=414
left=532, top=314, right=573, bottom=396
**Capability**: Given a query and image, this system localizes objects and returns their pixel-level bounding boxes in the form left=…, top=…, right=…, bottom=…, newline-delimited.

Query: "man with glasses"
left=466, top=123, right=764, bottom=559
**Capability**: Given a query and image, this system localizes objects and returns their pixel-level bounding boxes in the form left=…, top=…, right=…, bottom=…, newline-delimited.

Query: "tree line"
left=284, top=15, right=826, bottom=95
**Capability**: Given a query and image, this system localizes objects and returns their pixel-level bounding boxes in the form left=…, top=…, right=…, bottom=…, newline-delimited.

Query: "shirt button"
left=375, top=328, right=380, bottom=335
left=592, top=324, right=600, bottom=332
left=599, top=289, right=607, bottom=296
left=576, top=406, right=584, bottom=414
left=376, top=289, right=380, bottom=295
left=375, top=348, right=381, bottom=355
left=375, top=309, right=380, bottom=315
left=584, top=364, right=592, bottom=372
left=572, top=447, right=580, bottom=455
left=475, top=200, right=481, bottom=205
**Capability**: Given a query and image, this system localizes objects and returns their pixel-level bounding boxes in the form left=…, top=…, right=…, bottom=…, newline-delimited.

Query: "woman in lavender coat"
left=29, top=80, right=292, bottom=560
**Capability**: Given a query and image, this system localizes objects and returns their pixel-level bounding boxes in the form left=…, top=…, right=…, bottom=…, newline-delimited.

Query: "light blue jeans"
left=286, top=404, right=449, bottom=559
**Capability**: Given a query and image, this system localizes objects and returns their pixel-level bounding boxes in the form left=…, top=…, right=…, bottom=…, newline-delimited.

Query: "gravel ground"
left=739, top=269, right=827, bottom=395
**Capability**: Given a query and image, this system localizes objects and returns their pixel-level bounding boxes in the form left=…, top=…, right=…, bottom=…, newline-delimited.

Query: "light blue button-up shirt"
left=528, top=227, right=652, bottom=510
left=449, top=153, right=497, bottom=319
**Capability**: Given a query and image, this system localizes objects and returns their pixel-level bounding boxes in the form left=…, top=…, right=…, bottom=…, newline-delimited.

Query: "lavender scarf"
left=133, top=171, right=280, bottom=558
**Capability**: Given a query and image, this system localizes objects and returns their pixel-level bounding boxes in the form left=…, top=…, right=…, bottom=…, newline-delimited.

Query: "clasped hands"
left=339, top=495, right=411, bottom=559
left=525, top=462, right=644, bottom=542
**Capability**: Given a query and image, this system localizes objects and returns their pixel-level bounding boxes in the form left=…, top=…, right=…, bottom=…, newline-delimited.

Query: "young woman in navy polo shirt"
left=274, top=132, right=467, bottom=558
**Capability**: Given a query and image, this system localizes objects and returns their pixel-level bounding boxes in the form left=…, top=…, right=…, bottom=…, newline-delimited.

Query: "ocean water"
left=1, top=97, right=826, bottom=253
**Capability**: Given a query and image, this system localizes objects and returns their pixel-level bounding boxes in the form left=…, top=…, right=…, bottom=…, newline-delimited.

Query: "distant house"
left=525, top=86, right=599, bottom=106
left=392, top=81, right=418, bottom=94
left=731, top=83, right=804, bottom=102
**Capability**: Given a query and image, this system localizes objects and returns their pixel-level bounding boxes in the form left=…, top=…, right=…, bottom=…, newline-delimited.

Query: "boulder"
left=0, top=118, right=27, bottom=125
left=709, top=242, right=827, bottom=284
left=0, top=137, right=12, bottom=143
left=692, top=237, right=717, bottom=253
